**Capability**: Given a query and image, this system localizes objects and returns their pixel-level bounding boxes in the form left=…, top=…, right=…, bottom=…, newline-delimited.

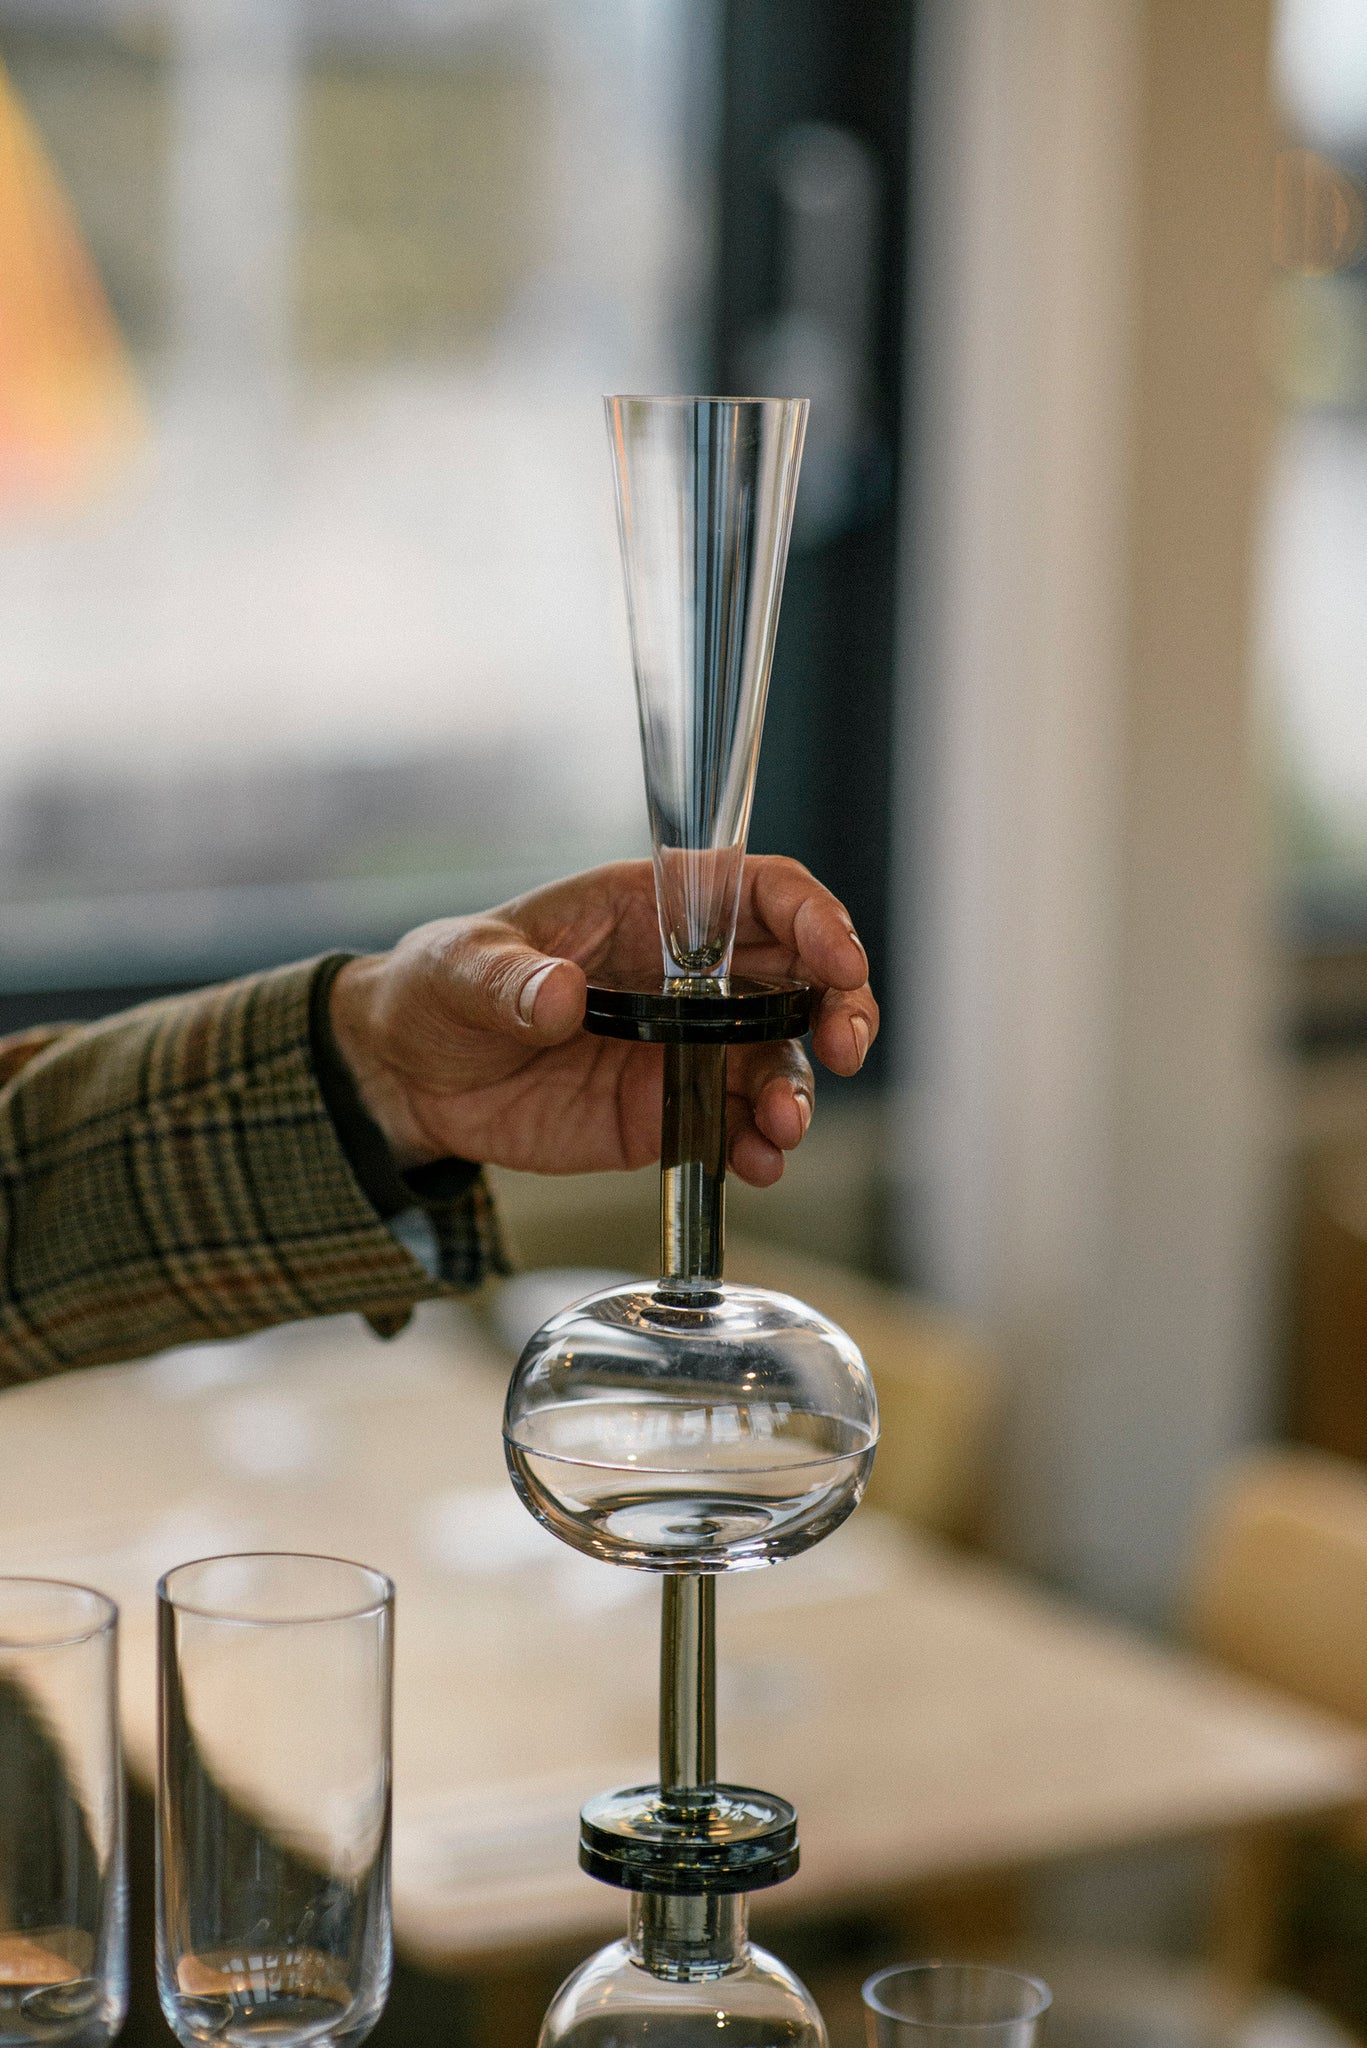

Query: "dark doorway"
left=711, top=0, right=914, bottom=1074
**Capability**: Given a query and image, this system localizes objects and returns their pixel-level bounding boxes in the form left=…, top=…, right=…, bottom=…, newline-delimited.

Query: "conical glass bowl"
left=503, top=1281, right=878, bottom=1573
left=606, top=394, right=808, bottom=980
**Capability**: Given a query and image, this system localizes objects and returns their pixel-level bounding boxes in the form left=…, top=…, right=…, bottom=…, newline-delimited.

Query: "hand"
left=330, top=857, right=877, bottom=1186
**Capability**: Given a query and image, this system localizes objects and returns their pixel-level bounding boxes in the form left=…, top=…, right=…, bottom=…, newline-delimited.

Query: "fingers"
left=487, top=855, right=880, bottom=1102
left=501, top=854, right=873, bottom=1004
left=736, top=857, right=879, bottom=1077
left=740, top=856, right=870, bottom=991
left=424, top=918, right=588, bottom=1044
left=810, top=984, right=879, bottom=1077
left=495, top=861, right=660, bottom=982
left=727, top=1041, right=814, bottom=1187
left=498, top=859, right=879, bottom=1075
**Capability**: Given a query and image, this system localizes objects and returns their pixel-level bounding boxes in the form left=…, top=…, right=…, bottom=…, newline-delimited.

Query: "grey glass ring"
left=583, top=975, right=813, bottom=1044
left=608, top=393, right=801, bottom=405
left=158, top=1552, right=393, bottom=1623
left=863, top=1964, right=1052, bottom=2031
left=579, top=1784, right=798, bottom=1893
left=0, top=1577, right=117, bottom=1645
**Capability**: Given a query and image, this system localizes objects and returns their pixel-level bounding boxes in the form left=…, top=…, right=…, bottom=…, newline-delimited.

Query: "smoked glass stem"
left=628, top=1892, right=747, bottom=1982
left=661, top=1042, right=726, bottom=1283
left=660, top=1574, right=715, bottom=1801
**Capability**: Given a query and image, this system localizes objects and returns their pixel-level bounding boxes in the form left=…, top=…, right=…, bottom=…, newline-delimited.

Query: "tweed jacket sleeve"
left=0, top=958, right=505, bottom=1385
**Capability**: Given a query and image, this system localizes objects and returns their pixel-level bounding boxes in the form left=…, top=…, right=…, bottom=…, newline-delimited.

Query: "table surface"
left=1, top=1304, right=1363, bottom=1969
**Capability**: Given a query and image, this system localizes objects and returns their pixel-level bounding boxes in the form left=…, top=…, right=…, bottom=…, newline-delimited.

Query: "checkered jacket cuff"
left=0, top=959, right=506, bottom=1383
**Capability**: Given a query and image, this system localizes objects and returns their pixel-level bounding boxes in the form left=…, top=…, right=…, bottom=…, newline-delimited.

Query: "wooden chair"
left=979, top=1452, right=1367, bottom=2043
left=1183, top=1447, right=1367, bottom=1993
left=1291, top=1142, right=1367, bottom=1466
left=722, top=1234, right=997, bottom=1543
left=1186, top=1446, right=1367, bottom=1734
left=485, top=1167, right=659, bottom=1276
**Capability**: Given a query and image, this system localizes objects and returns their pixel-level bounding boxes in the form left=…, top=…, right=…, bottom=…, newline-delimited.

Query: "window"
left=0, top=0, right=712, bottom=996
left=1266, top=0, right=1367, bottom=1022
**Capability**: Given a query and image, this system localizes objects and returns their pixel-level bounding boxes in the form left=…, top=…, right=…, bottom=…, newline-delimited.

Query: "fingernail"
left=795, top=1089, right=813, bottom=1137
left=850, top=1016, right=870, bottom=1068
left=844, top=921, right=868, bottom=966
left=518, top=960, right=559, bottom=1024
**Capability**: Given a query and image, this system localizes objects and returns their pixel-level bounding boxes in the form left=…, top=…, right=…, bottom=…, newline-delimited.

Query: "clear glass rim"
left=605, top=392, right=810, bottom=410
left=0, top=1575, right=117, bottom=1648
left=862, top=1963, right=1053, bottom=2028
left=158, top=1551, right=394, bottom=1625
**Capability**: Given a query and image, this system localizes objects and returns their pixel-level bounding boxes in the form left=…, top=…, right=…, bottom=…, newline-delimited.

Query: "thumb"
left=441, top=925, right=586, bottom=1042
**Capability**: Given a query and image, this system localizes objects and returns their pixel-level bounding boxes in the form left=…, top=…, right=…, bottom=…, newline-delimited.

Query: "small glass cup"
left=156, top=1554, right=394, bottom=2048
left=0, top=1577, right=125, bottom=2048
left=863, top=1964, right=1051, bottom=2048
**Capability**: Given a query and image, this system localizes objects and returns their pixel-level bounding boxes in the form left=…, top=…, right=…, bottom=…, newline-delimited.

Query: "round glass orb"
left=503, top=1281, right=878, bottom=1573
left=538, top=1936, right=825, bottom=2048
left=537, top=1899, right=826, bottom=2048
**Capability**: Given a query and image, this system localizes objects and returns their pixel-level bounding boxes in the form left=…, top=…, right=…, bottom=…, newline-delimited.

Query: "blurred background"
left=0, top=0, right=903, bottom=1010
left=7, top=0, right=1367, bottom=2042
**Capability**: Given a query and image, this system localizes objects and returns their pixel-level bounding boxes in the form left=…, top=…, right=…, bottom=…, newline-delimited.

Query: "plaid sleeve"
left=0, top=959, right=506, bottom=1384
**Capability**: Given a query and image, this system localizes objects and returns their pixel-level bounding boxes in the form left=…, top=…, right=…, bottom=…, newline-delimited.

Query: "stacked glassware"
left=504, top=395, right=880, bottom=2048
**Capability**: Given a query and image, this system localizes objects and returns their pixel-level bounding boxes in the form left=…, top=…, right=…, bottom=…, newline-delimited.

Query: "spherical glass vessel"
left=537, top=1895, right=826, bottom=2048
left=503, top=1280, right=878, bottom=1573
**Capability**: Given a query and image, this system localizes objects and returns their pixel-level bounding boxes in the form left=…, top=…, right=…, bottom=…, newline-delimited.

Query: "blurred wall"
left=892, top=0, right=1276, bottom=1618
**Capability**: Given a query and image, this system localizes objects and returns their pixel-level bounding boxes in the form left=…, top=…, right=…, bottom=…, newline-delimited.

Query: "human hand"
left=329, top=858, right=877, bottom=1186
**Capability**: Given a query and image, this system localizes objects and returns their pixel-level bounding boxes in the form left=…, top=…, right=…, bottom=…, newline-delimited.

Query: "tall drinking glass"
left=0, top=1578, right=125, bottom=2048
left=863, top=1965, right=1051, bottom=2048
left=157, top=1555, right=393, bottom=2048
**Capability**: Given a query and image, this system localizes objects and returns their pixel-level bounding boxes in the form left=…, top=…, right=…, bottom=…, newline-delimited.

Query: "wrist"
left=328, top=954, right=443, bottom=1173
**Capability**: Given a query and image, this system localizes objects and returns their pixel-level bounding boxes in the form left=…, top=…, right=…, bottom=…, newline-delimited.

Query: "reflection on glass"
left=156, top=1554, right=393, bottom=2048
left=606, top=395, right=807, bottom=978
left=0, top=1578, right=125, bottom=2048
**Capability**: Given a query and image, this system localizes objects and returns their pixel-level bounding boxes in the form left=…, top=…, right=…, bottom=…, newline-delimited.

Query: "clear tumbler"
left=0, top=1578, right=125, bottom=2048
left=863, top=1965, right=1051, bottom=2048
left=156, top=1554, right=393, bottom=2048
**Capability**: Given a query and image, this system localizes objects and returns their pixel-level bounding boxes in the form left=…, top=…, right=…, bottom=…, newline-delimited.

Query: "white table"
left=1, top=1305, right=1362, bottom=1969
